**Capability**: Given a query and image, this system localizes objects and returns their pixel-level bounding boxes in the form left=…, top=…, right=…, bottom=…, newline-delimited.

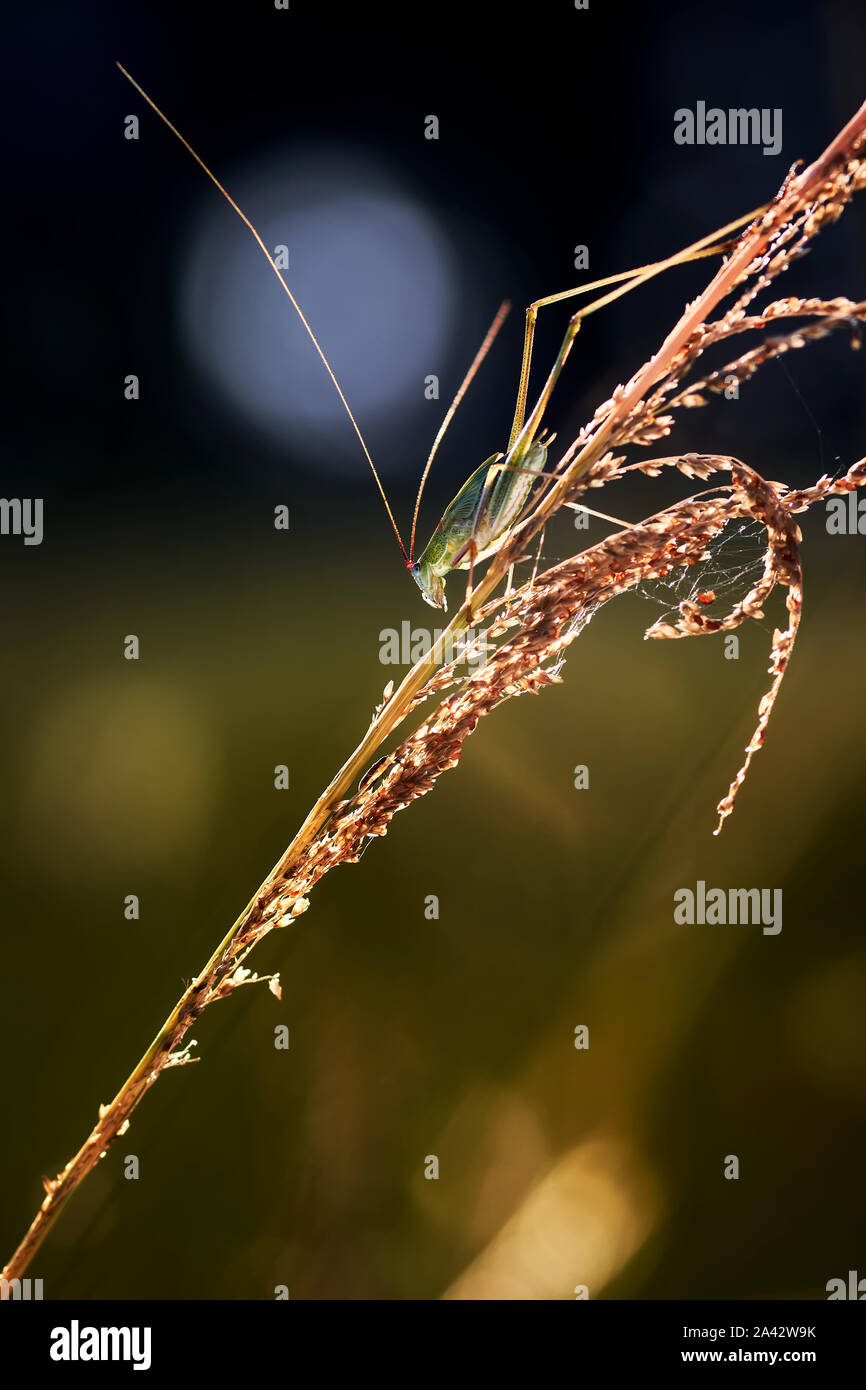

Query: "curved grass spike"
left=117, top=63, right=768, bottom=612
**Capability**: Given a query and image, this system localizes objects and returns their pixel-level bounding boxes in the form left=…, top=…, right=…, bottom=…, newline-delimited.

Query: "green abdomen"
left=417, top=441, right=547, bottom=578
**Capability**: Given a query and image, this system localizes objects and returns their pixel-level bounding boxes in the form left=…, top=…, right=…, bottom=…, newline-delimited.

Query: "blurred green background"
left=1, top=505, right=864, bottom=1298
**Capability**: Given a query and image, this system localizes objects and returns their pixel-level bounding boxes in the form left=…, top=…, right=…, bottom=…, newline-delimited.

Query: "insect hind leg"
left=506, top=204, right=769, bottom=452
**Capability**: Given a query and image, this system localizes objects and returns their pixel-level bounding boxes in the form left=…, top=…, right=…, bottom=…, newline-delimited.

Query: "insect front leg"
left=530, top=526, right=546, bottom=590
left=463, top=539, right=479, bottom=621
left=449, top=526, right=485, bottom=622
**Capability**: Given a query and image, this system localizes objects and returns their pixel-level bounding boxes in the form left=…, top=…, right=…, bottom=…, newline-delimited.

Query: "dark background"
left=1, top=0, right=865, bottom=1298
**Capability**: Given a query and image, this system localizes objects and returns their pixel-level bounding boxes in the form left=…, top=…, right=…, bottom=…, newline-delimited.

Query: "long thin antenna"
left=116, top=62, right=410, bottom=563
left=408, top=299, right=510, bottom=562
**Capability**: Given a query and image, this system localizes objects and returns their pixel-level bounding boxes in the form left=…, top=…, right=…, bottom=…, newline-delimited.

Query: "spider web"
left=635, top=515, right=770, bottom=627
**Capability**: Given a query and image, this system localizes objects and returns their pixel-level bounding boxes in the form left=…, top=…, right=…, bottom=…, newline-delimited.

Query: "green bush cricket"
left=117, top=63, right=767, bottom=613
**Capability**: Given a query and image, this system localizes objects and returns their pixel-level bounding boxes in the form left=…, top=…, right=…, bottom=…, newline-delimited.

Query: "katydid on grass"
left=117, top=63, right=767, bottom=612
